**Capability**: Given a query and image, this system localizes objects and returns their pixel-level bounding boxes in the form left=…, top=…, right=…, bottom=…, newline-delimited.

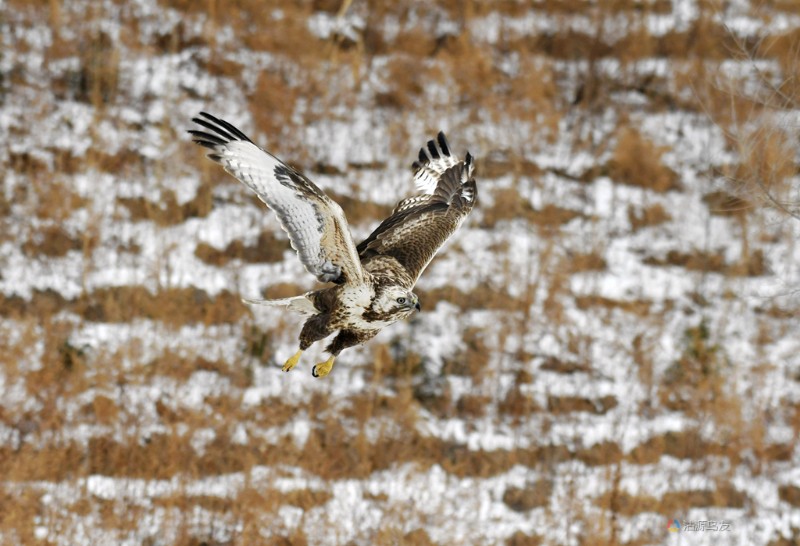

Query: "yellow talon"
left=311, top=356, right=336, bottom=378
left=282, top=350, right=303, bottom=372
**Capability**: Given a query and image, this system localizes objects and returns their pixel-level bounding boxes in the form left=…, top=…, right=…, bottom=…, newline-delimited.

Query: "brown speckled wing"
left=357, top=133, right=477, bottom=285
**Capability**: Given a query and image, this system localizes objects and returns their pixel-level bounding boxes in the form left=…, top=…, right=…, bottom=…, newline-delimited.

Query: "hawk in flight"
left=190, top=113, right=477, bottom=377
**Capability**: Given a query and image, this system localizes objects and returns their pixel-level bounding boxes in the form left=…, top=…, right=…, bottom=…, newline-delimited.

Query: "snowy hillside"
left=1, top=0, right=800, bottom=545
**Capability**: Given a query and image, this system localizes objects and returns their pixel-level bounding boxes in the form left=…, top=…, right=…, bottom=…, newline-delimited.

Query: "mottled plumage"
left=190, top=112, right=476, bottom=377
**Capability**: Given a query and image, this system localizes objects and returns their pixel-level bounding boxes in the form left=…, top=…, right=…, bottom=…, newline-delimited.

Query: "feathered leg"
left=283, top=314, right=333, bottom=373
left=312, top=329, right=380, bottom=378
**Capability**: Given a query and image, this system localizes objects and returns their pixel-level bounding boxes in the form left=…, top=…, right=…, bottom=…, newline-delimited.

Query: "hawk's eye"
left=396, top=297, right=406, bottom=305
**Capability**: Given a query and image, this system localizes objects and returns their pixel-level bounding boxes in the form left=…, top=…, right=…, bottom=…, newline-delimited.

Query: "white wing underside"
left=213, top=140, right=364, bottom=285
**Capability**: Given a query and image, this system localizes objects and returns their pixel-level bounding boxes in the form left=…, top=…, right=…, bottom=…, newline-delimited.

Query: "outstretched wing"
left=189, top=112, right=364, bottom=285
left=357, top=132, right=476, bottom=286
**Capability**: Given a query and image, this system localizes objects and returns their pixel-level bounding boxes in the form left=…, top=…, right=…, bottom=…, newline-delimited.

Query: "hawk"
left=189, top=112, right=477, bottom=377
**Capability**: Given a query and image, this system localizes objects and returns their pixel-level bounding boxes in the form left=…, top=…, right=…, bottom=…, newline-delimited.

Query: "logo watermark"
left=667, top=518, right=733, bottom=532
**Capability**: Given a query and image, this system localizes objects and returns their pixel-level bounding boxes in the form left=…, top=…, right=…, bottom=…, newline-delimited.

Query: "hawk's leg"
left=311, top=355, right=335, bottom=378
left=312, top=329, right=380, bottom=378
left=282, top=350, right=303, bottom=372
left=283, top=314, right=332, bottom=373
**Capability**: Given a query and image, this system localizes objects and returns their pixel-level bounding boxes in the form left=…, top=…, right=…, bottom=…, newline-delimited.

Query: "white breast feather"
left=339, top=285, right=395, bottom=330
left=340, top=284, right=372, bottom=310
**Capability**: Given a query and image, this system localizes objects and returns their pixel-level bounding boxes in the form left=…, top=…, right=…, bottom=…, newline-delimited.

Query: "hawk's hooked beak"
left=412, top=295, right=421, bottom=312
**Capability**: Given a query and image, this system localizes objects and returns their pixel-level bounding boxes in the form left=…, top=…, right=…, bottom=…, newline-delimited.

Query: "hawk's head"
left=370, top=285, right=420, bottom=321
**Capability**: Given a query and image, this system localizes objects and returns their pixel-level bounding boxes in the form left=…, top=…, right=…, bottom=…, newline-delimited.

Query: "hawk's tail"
left=242, top=293, right=317, bottom=316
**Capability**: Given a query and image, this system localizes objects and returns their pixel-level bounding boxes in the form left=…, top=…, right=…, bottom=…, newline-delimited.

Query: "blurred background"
left=1, top=1, right=800, bottom=544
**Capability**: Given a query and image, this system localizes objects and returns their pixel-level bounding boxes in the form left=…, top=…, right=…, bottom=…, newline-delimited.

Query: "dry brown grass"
left=627, top=202, right=671, bottom=231
left=574, top=295, right=651, bottom=316
left=482, top=187, right=585, bottom=228
left=656, top=321, right=753, bottom=464
left=702, top=190, right=752, bottom=217
left=643, top=248, right=766, bottom=276
left=441, top=328, right=491, bottom=379
left=2, top=1, right=798, bottom=544
left=78, top=286, right=247, bottom=325
left=479, top=155, right=543, bottom=180
left=416, top=284, right=522, bottom=312
left=498, top=380, right=541, bottom=424
left=597, top=484, right=746, bottom=518
left=249, top=70, right=299, bottom=142
left=506, top=531, right=544, bottom=546
left=627, top=429, right=728, bottom=465
left=195, top=231, right=286, bottom=265
left=727, top=123, right=798, bottom=218
left=23, top=225, right=82, bottom=257
left=566, top=251, right=607, bottom=273
left=607, top=127, right=680, bottom=193
left=374, top=56, right=432, bottom=110
left=118, top=183, right=214, bottom=226
left=502, top=480, right=553, bottom=512
left=547, top=395, right=618, bottom=415
left=329, top=191, right=393, bottom=225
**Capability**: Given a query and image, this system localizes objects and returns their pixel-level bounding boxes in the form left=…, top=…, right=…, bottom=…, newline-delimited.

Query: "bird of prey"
left=189, top=112, right=476, bottom=377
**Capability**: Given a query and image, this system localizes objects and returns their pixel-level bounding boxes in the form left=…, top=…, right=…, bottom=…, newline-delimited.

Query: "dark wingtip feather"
left=198, top=112, right=223, bottom=125
left=190, top=112, right=253, bottom=145
left=194, top=140, right=219, bottom=150
left=418, top=148, right=428, bottom=164
left=427, top=140, right=440, bottom=159
left=188, top=129, right=226, bottom=146
left=437, top=132, right=450, bottom=156
left=213, top=115, right=253, bottom=143
left=411, top=160, right=422, bottom=170
left=192, top=117, right=235, bottom=142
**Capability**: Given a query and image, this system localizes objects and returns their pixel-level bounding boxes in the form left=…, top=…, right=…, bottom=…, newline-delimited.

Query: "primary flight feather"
left=190, top=112, right=477, bottom=377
